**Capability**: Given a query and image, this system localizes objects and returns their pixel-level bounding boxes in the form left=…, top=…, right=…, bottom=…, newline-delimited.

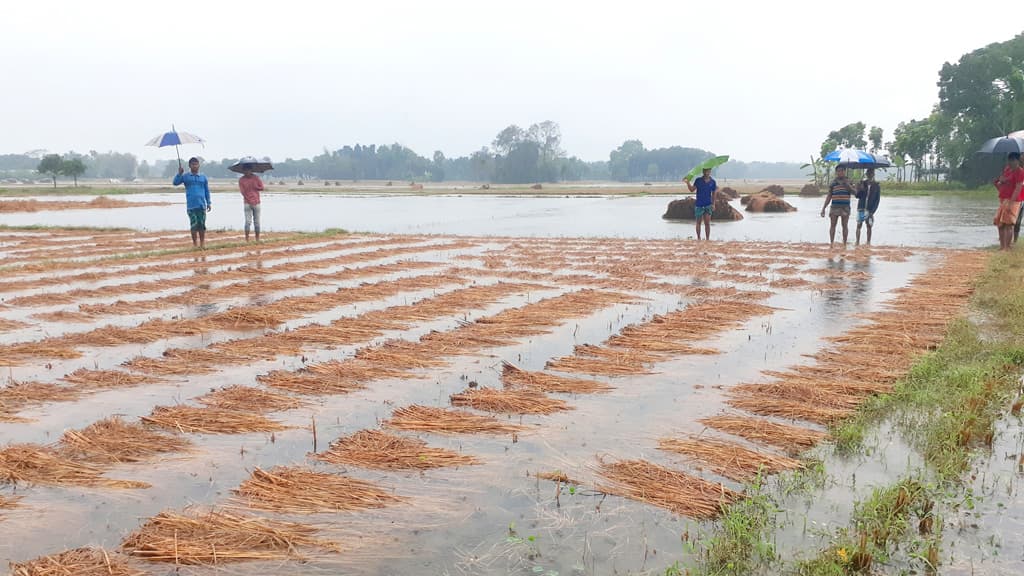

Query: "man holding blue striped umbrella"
left=820, top=165, right=855, bottom=248
left=173, top=157, right=212, bottom=249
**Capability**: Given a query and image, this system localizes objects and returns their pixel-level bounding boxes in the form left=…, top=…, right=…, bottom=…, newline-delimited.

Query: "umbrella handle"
left=175, top=144, right=182, bottom=169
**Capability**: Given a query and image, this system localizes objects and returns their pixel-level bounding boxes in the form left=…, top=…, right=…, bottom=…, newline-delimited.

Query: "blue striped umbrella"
left=145, top=125, right=205, bottom=168
left=824, top=149, right=891, bottom=169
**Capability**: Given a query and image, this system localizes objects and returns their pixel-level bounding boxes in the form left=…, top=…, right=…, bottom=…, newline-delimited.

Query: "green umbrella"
left=683, top=155, right=730, bottom=181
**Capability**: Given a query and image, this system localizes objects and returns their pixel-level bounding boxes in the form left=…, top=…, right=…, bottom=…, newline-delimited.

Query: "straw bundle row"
left=384, top=405, right=525, bottom=434
left=699, top=415, right=828, bottom=454
left=316, top=429, right=478, bottom=470
left=536, top=471, right=581, bottom=485
left=545, top=355, right=656, bottom=376
left=9, top=547, right=145, bottom=576
left=501, top=361, right=612, bottom=393
left=729, top=392, right=855, bottom=425
left=195, top=385, right=305, bottom=413
left=0, top=197, right=169, bottom=213
left=0, top=444, right=149, bottom=488
left=29, top=310, right=94, bottom=323
left=0, top=318, right=28, bottom=332
left=450, top=387, right=572, bottom=414
left=232, top=466, right=405, bottom=513
left=597, top=459, right=740, bottom=519
left=120, top=509, right=339, bottom=564
left=730, top=382, right=866, bottom=409
left=58, top=416, right=192, bottom=463
left=0, top=381, right=80, bottom=421
left=658, top=436, right=803, bottom=482
left=141, top=405, right=288, bottom=434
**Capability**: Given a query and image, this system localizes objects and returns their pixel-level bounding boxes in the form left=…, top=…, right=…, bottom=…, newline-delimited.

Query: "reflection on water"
left=0, top=192, right=1000, bottom=248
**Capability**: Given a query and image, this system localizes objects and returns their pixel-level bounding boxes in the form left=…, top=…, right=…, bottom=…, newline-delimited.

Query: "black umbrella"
left=977, top=136, right=1024, bottom=155
left=229, top=156, right=274, bottom=174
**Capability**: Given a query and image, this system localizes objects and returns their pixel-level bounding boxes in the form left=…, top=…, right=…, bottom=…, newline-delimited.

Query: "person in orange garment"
left=237, top=162, right=265, bottom=242
left=993, top=152, right=1024, bottom=251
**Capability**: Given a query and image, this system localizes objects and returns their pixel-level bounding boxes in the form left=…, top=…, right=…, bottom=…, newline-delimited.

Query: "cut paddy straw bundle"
left=120, top=508, right=340, bottom=564
left=729, top=397, right=856, bottom=424
left=450, top=387, right=572, bottom=414
left=60, top=368, right=157, bottom=390
left=0, top=444, right=149, bottom=488
left=141, top=405, right=288, bottom=434
left=501, top=361, right=612, bottom=393
left=658, top=436, right=802, bottom=482
left=9, top=547, right=145, bottom=576
left=233, top=466, right=405, bottom=513
left=316, top=429, right=478, bottom=470
left=700, top=414, right=828, bottom=454
left=0, top=381, right=80, bottom=422
left=58, top=416, right=191, bottom=463
left=384, top=405, right=525, bottom=435
left=195, top=385, right=305, bottom=413
left=536, top=470, right=581, bottom=485
left=597, top=459, right=740, bottom=519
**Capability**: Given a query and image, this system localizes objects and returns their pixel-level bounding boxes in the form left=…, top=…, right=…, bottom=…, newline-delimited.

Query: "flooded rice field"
left=0, top=226, right=988, bottom=574
left=0, top=192, right=1001, bottom=248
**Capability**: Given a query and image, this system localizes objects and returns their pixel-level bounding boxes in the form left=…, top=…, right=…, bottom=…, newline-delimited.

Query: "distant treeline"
left=0, top=122, right=804, bottom=184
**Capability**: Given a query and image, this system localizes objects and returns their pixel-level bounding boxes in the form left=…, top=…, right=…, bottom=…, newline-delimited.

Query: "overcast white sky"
left=3, top=1, right=1021, bottom=165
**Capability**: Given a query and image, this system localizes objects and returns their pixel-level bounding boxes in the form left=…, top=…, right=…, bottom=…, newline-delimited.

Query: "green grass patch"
left=831, top=250, right=1024, bottom=479
left=691, top=477, right=779, bottom=576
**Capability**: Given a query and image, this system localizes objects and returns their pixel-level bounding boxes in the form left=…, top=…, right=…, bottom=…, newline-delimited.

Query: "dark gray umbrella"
left=229, top=156, right=274, bottom=174
left=977, top=136, right=1024, bottom=155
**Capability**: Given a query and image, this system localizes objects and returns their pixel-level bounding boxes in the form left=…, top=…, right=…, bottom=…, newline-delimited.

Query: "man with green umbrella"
left=684, top=167, right=717, bottom=240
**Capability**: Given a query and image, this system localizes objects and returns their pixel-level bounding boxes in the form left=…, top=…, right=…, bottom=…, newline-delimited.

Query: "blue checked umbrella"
left=145, top=125, right=205, bottom=169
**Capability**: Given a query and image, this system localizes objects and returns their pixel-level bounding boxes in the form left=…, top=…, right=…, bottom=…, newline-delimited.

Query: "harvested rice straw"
left=760, top=370, right=892, bottom=396
left=597, top=459, right=740, bottom=519
left=315, top=429, right=478, bottom=470
left=603, top=334, right=719, bottom=355
left=730, top=382, right=865, bottom=409
left=0, top=493, right=20, bottom=509
left=141, top=405, right=288, bottom=434
left=9, top=547, right=145, bottom=576
left=700, top=414, right=828, bottom=454
left=196, top=386, right=305, bottom=413
left=0, top=444, right=149, bottom=488
left=121, top=509, right=340, bottom=564
left=727, top=396, right=853, bottom=425
left=29, top=310, right=94, bottom=323
left=354, top=340, right=449, bottom=369
left=501, top=362, right=612, bottom=393
left=0, top=318, right=28, bottom=331
left=573, top=343, right=667, bottom=364
left=384, top=405, right=525, bottom=435
left=535, top=471, right=581, bottom=485
left=658, top=437, right=803, bottom=482
left=450, top=387, right=572, bottom=414
left=544, top=355, right=656, bottom=376
left=233, top=466, right=405, bottom=513
left=59, top=416, right=192, bottom=463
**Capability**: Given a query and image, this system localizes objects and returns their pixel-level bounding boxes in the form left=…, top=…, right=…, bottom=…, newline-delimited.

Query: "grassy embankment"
left=687, top=248, right=1024, bottom=576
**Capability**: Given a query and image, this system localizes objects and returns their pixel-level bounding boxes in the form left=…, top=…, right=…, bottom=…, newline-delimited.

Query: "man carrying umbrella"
left=993, top=152, right=1024, bottom=251
left=172, top=157, right=212, bottom=249
left=233, top=158, right=267, bottom=242
left=855, top=168, right=881, bottom=246
left=820, top=165, right=855, bottom=248
left=684, top=167, right=717, bottom=240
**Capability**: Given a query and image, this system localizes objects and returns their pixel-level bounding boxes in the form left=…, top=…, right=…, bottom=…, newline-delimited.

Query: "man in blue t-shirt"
left=684, top=167, right=717, bottom=240
left=172, top=157, right=213, bottom=249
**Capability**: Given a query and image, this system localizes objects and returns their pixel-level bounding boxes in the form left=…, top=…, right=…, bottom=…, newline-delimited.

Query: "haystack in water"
left=744, top=192, right=797, bottom=213
left=663, top=196, right=743, bottom=221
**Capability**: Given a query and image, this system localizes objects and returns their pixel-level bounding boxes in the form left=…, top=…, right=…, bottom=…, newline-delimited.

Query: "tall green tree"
left=868, top=126, right=883, bottom=152
left=61, top=158, right=86, bottom=187
left=37, top=154, right=63, bottom=188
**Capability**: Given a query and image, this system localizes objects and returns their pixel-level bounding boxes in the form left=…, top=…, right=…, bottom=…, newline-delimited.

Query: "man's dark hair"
left=1009, top=152, right=1021, bottom=162
left=188, top=157, right=200, bottom=164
